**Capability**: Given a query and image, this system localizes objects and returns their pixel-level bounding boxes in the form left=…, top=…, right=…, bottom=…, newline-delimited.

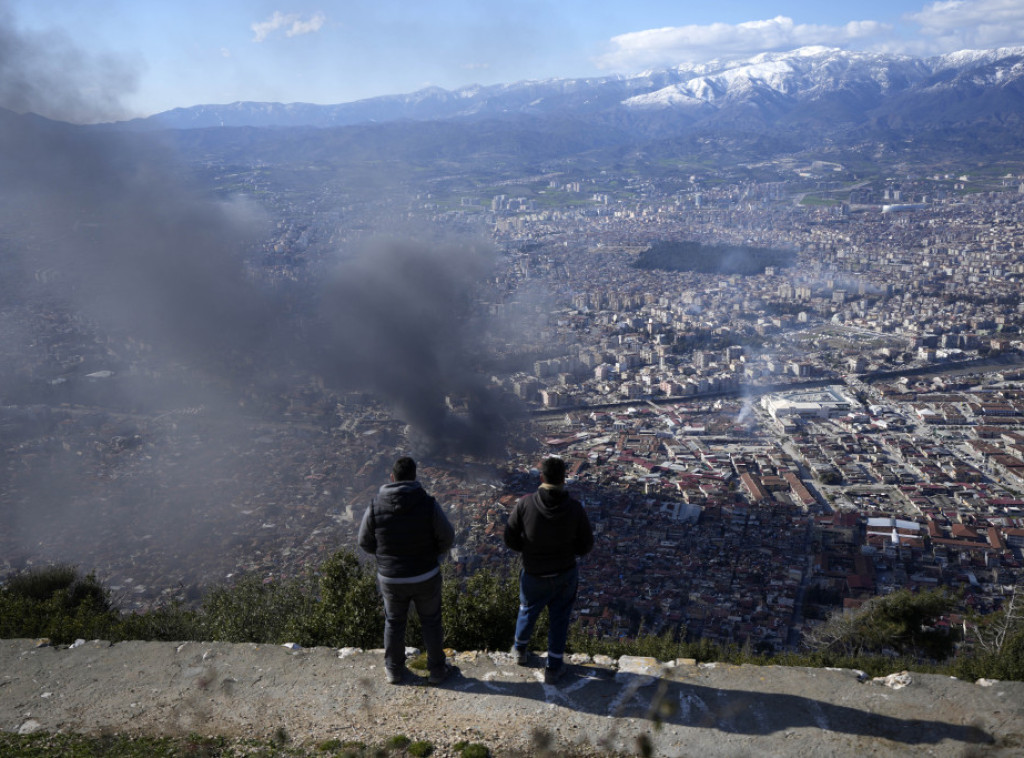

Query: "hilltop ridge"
left=2, top=638, right=1022, bottom=756
left=117, top=45, right=1024, bottom=135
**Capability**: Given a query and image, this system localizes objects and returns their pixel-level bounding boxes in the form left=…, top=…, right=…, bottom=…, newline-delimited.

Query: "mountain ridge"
left=118, top=46, right=1024, bottom=134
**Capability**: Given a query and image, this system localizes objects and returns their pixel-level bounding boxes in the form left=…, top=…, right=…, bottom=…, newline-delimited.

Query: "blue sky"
left=5, top=0, right=1024, bottom=120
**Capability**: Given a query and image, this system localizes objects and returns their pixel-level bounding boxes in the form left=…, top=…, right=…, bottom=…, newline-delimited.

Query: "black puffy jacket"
left=358, top=480, right=455, bottom=580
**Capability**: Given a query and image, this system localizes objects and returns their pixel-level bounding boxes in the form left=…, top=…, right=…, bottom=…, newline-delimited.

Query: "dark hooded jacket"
left=358, top=480, right=454, bottom=580
left=503, top=485, right=594, bottom=575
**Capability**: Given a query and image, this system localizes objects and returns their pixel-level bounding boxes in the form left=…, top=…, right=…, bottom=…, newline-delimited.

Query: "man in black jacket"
left=504, top=456, right=594, bottom=683
left=358, top=456, right=455, bottom=685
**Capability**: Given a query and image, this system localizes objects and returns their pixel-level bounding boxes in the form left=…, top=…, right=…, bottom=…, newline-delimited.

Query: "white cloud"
left=251, top=11, right=326, bottom=43
left=596, top=15, right=891, bottom=71
left=286, top=13, right=326, bottom=38
left=907, top=0, right=1024, bottom=51
left=252, top=12, right=288, bottom=43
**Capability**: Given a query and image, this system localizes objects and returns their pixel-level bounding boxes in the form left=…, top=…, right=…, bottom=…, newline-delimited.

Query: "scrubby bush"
left=955, top=586, right=1024, bottom=682
left=4, top=564, right=81, bottom=602
left=407, top=739, right=434, bottom=756
left=453, top=743, right=490, bottom=758
left=201, top=572, right=319, bottom=645
left=0, top=565, right=117, bottom=643
left=804, top=587, right=957, bottom=660
left=569, top=627, right=721, bottom=664
left=307, top=550, right=384, bottom=648
left=3, top=556, right=1021, bottom=684
left=954, top=626, right=1024, bottom=682
left=385, top=734, right=411, bottom=750
left=442, top=564, right=519, bottom=651
left=116, top=602, right=203, bottom=642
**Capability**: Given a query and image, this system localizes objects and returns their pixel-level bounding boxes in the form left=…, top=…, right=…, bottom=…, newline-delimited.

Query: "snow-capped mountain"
left=621, top=47, right=932, bottom=108
left=127, top=46, right=1024, bottom=133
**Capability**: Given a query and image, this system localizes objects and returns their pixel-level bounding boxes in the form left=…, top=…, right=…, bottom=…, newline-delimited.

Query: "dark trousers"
left=379, top=573, right=445, bottom=675
left=513, top=565, right=578, bottom=668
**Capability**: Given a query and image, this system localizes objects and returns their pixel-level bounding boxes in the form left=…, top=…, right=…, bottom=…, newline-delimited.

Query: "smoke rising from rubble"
left=0, top=22, right=514, bottom=456
left=316, top=238, right=516, bottom=457
left=0, top=9, right=520, bottom=590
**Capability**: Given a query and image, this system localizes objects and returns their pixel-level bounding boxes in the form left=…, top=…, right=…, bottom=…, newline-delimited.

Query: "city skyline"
left=4, top=0, right=1024, bottom=122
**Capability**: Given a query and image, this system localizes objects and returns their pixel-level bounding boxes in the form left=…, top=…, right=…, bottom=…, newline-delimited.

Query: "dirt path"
left=2, top=639, right=1022, bottom=756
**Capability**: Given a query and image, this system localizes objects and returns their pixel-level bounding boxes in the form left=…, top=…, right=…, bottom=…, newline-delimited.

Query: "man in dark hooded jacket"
left=504, top=456, right=593, bottom=683
left=358, top=456, right=454, bottom=685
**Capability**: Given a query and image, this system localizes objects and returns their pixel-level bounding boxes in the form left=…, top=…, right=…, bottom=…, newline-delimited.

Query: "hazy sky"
left=6, top=0, right=1024, bottom=119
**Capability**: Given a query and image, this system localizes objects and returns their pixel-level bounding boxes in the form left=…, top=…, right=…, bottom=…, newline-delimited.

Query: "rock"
left=617, top=656, right=662, bottom=676
left=281, top=642, right=302, bottom=651
left=873, top=671, right=913, bottom=690
left=615, top=655, right=662, bottom=685
left=670, top=657, right=697, bottom=667
left=337, top=647, right=363, bottom=658
left=18, top=719, right=42, bottom=735
left=976, top=678, right=999, bottom=687
left=592, top=654, right=615, bottom=666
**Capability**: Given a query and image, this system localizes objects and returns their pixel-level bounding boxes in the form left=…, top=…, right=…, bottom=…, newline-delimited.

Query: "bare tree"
left=968, top=582, right=1024, bottom=657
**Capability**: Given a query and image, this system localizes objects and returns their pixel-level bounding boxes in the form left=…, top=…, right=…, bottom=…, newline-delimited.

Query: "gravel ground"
left=2, top=638, right=1023, bottom=756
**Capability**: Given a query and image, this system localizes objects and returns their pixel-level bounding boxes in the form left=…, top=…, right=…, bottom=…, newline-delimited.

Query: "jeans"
left=513, top=565, right=578, bottom=668
left=379, top=573, right=445, bottom=676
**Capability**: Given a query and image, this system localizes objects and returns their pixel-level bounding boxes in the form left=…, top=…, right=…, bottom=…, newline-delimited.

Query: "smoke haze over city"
left=0, top=10, right=522, bottom=586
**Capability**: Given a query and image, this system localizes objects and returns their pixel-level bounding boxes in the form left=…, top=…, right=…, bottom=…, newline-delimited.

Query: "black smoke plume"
left=316, top=238, right=516, bottom=456
left=0, top=6, right=522, bottom=591
left=0, top=34, right=515, bottom=457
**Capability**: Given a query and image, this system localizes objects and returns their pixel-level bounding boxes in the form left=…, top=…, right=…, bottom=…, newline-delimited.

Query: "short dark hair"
left=540, top=456, right=566, bottom=486
left=393, top=456, right=417, bottom=481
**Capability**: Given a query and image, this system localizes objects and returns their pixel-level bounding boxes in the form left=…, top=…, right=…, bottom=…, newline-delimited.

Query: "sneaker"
left=543, top=665, right=564, bottom=685
left=511, top=645, right=529, bottom=666
left=385, top=666, right=407, bottom=685
left=428, top=664, right=451, bottom=686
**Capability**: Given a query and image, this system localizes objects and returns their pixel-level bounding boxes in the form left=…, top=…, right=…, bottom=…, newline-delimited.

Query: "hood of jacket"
left=536, top=484, right=571, bottom=518
left=376, top=480, right=425, bottom=509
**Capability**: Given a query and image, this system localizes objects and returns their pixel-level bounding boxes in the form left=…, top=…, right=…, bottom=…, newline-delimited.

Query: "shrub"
left=0, top=565, right=117, bottom=644
left=442, top=564, right=519, bottom=651
left=804, top=587, right=957, bottom=659
left=3, top=555, right=1021, bottom=685
left=407, top=740, right=434, bottom=756
left=308, top=551, right=383, bottom=648
left=954, top=625, right=1024, bottom=682
left=4, top=565, right=80, bottom=602
left=568, top=626, right=721, bottom=663
left=454, top=743, right=490, bottom=758
left=385, top=734, right=410, bottom=750
left=115, top=601, right=203, bottom=642
left=201, top=573, right=318, bottom=644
